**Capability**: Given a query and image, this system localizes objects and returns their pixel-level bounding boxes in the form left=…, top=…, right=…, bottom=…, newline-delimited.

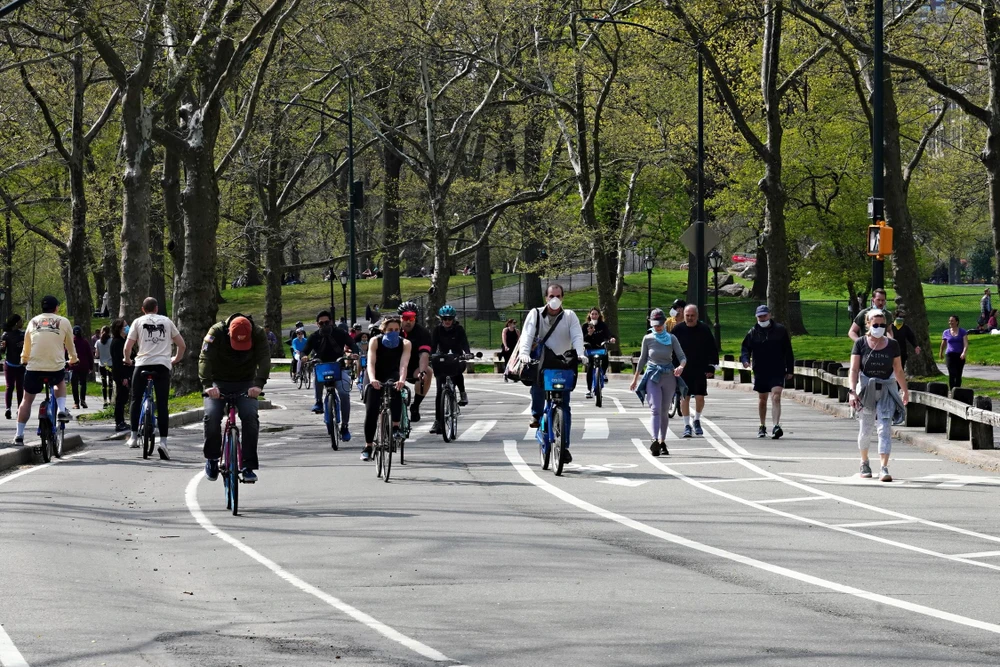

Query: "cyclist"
left=583, top=307, right=616, bottom=399
left=519, top=284, right=586, bottom=463
left=304, top=310, right=359, bottom=440
left=429, top=305, right=471, bottom=434
left=123, top=297, right=186, bottom=459
left=290, top=328, right=307, bottom=378
left=14, top=295, right=77, bottom=446
left=200, top=314, right=270, bottom=482
left=362, top=315, right=411, bottom=461
left=398, top=301, right=433, bottom=422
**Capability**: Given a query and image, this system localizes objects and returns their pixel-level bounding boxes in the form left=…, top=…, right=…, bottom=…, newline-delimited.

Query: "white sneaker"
left=157, top=439, right=170, bottom=461
left=126, top=435, right=139, bottom=449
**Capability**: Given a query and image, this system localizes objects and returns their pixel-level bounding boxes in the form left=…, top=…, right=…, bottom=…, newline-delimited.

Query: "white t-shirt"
left=127, top=313, right=181, bottom=369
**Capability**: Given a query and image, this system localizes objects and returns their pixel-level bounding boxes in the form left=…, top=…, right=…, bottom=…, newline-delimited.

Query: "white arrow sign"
left=596, top=476, right=648, bottom=487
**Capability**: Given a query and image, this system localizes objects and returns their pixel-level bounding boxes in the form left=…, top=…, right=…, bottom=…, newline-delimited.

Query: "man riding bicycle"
left=14, top=295, right=76, bottom=446
left=429, top=305, right=471, bottom=435
left=123, top=297, right=186, bottom=459
left=304, top=310, right=359, bottom=440
left=200, top=314, right=270, bottom=483
left=397, top=302, right=433, bottom=422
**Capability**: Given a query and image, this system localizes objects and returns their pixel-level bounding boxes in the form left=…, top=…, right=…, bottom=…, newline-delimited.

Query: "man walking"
left=740, top=305, right=795, bottom=439
left=123, top=298, right=186, bottom=459
left=981, top=288, right=992, bottom=327
left=670, top=305, right=719, bottom=437
left=849, top=288, right=893, bottom=341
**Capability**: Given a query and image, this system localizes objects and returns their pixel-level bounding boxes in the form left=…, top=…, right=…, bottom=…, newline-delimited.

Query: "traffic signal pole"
left=871, top=0, right=885, bottom=291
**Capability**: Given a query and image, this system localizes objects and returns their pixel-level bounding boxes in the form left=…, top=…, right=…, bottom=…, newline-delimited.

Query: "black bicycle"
left=430, top=352, right=480, bottom=442
left=374, top=380, right=408, bottom=482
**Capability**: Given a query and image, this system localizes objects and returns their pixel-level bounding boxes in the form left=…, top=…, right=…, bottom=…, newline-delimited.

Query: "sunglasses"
left=441, top=316, right=454, bottom=321
left=401, top=313, right=416, bottom=321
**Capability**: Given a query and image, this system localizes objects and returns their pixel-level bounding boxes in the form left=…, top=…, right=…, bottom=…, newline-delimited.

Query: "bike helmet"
left=438, top=305, right=457, bottom=318
left=397, top=301, right=419, bottom=315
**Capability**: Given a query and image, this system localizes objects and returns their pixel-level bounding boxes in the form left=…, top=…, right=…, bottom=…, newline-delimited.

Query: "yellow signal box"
left=867, top=220, right=893, bottom=258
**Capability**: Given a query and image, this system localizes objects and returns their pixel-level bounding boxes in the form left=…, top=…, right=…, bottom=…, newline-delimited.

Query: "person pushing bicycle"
left=200, top=314, right=270, bottom=483
left=362, top=315, right=411, bottom=461
left=13, top=295, right=77, bottom=446
left=429, top=305, right=470, bottom=435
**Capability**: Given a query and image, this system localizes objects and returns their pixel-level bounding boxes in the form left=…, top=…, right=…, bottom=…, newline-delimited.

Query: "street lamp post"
left=644, top=253, right=655, bottom=313
left=339, top=270, right=349, bottom=323
left=707, top=250, right=724, bottom=352
left=329, top=265, right=336, bottom=315
left=871, top=0, right=885, bottom=291
left=0, top=0, right=31, bottom=18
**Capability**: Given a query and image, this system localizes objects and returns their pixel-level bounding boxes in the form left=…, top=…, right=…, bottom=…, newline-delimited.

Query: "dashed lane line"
left=505, top=440, right=1000, bottom=637
left=0, top=624, right=28, bottom=667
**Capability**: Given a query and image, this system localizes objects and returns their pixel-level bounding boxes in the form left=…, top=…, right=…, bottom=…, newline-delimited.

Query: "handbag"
left=515, top=309, right=564, bottom=386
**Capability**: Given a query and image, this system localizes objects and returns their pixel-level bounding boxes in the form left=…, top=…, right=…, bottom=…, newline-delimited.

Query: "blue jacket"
left=856, top=373, right=906, bottom=424
left=635, top=363, right=688, bottom=405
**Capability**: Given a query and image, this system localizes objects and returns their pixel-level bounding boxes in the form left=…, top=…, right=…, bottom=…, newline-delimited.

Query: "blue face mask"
left=654, top=330, right=671, bottom=345
left=124, top=325, right=130, bottom=335
left=383, top=330, right=401, bottom=348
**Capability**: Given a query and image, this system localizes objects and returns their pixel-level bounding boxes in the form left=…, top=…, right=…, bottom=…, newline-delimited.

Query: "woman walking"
left=1, top=314, right=25, bottom=420
left=69, top=326, right=94, bottom=409
left=500, top=319, right=519, bottom=383
left=95, top=326, right=114, bottom=406
left=110, top=319, right=130, bottom=433
left=939, top=315, right=969, bottom=389
left=629, top=308, right=686, bottom=457
left=848, top=310, right=908, bottom=482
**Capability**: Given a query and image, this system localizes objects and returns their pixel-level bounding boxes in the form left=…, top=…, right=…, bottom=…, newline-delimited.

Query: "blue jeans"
left=530, top=384, right=572, bottom=447
left=315, top=370, right=352, bottom=428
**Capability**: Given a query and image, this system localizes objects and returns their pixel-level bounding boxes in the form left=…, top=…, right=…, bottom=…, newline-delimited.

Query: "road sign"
left=679, top=222, right=720, bottom=256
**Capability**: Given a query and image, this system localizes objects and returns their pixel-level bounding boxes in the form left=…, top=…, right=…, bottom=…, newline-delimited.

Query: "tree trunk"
left=98, top=215, right=121, bottom=321
left=751, top=243, right=768, bottom=300
left=149, top=211, right=166, bottom=309
left=244, top=226, right=262, bottom=286
left=473, top=218, right=496, bottom=319
left=381, top=139, right=403, bottom=308
left=522, top=235, right=544, bottom=309
left=119, top=91, right=153, bottom=318
left=426, top=208, right=451, bottom=327
left=64, top=160, right=92, bottom=334
left=263, top=209, right=284, bottom=356
left=761, top=169, right=790, bottom=329
left=162, top=105, right=184, bottom=317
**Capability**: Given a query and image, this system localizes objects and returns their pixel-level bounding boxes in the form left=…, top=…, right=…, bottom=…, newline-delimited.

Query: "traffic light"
left=867, top=220, right=893, bottom=257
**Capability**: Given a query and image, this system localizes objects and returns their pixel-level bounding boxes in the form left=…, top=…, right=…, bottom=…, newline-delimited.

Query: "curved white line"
left=0, top=624, right=28, bottom=666
left=504, top=440, right=1000, bottom=635
left=0, top=451, right=89, bottom=489
left=183, top=474, right=465, bottom=665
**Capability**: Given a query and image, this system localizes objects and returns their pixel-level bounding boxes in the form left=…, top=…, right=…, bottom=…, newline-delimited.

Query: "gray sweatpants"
left=857, top=407, right=892, bottom=455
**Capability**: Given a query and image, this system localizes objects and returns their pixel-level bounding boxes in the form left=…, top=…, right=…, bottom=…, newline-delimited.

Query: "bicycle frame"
left=35, top=380, right=59, bottom=462
left=535, top=368, right=575, bottom=475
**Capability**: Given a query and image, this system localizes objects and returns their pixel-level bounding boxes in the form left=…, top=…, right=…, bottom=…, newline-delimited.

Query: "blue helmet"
left=438, top=305, right=457, bottom=318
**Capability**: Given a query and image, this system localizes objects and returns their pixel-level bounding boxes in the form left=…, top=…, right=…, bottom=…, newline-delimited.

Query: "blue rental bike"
left=315, top=356, right=355, bottom=450
left=34, top=377, right=65, bottom=463
left=585, top=343, right=610, bottom=408
left=137, top=371, right=159, bottom=459
left=536, top=368, right=576, bottom=477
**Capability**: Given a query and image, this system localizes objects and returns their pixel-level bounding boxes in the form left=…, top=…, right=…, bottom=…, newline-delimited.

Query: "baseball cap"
left=649, top=308, right=666, bottom=323
left=755, top=305, right=770, bottom=317
left=41, top=295, right=59, bottom=311
left=229, top=316, right=253, bottom=351
left=73, top=325, right=82, bottom=336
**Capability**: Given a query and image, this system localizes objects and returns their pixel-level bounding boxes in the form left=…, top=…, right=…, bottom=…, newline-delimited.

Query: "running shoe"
left=57, top=410, right=71, bottom=423
left=682, top=425, right=693, bottom=438
left=585, top=392, right=593, bottom=399
left=204, top=459, right=219, bottom=481
left=157, top=441, right=171, bottom=461
left=13, top=435, right=23, bottom=447
left=410, top=406, right=421, bottom=422
left=341, top=428, right=352, bottom=442
left=4, top=409, right=10, bottom=420
left=459, top=391, right=468, bottom=406
left=126, top=434, right=139, bottom=449
left=757, top=425, right=767, bottom=438
left=429, top=420, right=441, bottom=434
left=694, top=420, right=704, bottom=436
left=242, top=468, right=258, bottom=483
left=772, top=424, right=783, bottom=439
left=529, top=417, right=540, bottom=428
left=311, top=403, right=323, bottom=414
left=361, top=447, right=372, bottom=461
left=561, top=449, right=573, bottom=464
left=650, top=440, right=661, bottom=457
left=860, top=460, right=872, bottom=478
left=880, top=466, right=892, bottom=483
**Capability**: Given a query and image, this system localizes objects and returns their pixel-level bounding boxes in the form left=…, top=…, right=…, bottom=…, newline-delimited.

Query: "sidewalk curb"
left=0, top=434, right=86, bottom=475
left=100, top=399, right=277, bottom=441
left=707, top=379, right=1000, bottom=473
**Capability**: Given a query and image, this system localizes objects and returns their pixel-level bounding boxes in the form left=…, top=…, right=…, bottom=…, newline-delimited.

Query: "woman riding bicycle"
left=429, top=305, right=471, bottom=435
left=290, top=328, right=307, bottom=377
left=362, top=315, right=412, bottom=461
left=583, top=307, right=616, bottom=400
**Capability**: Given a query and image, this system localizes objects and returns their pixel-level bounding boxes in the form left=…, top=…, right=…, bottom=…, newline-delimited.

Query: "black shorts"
left=681, top=370, right=708, bottom=397
left=24, top=369, right=65, bottom=395
left=753, top=372, right=786, bottom=394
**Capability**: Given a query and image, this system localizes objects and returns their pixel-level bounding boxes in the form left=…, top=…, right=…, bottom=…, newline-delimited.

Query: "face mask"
left=124, top=325, right=130, bottom=335
left=757, top=319, right=771, bottom=328
left=382, top=330, right=401, bottom=348
left=654, top=330, right=671, bottom=345
left=870, top=326, right=886, bottom=338
left=669, top=309, right=677, bottom=318
left=589, top=319, right=598, bottom=326
left=547, top=297, right=562, bottom=310
left=894, top=319, right=903, bottom=328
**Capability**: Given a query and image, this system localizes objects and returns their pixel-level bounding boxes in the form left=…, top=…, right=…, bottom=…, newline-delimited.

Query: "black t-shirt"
left=373, top=335, right=405, bottom=382
left=402, top=323, right=433, bottom=375
left=854, top=307, right=894, bottom=331
left=304, top=326, right=358, bottom=363
left=1, top=329, right=24, bottom=365
left=670, top=321, right=719, bottom=374
left=852, top=336, right=900, bottom=380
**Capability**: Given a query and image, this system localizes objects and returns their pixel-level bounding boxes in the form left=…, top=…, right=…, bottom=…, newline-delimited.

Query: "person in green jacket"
left=199, top=314, right=270, bottom=483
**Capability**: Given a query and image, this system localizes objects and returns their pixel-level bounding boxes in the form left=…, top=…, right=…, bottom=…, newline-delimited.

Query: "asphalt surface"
left=2, top=375, right=1000, bottom=666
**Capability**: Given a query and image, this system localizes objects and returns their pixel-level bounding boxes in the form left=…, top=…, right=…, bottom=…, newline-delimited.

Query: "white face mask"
left=589, top=319, right=598, bottom=326
left=547, top=297, right=562, bottom=311
left=870, top=325, right=886, bottom=338
left=669, top=308, right=677, bottom=318
left=757, top=319, right=771, bottom=328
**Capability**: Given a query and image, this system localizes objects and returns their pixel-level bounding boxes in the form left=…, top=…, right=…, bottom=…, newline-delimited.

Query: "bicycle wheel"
left=376, top=408, right=390, bottom=478
left=326, top=391, right=340, bottom=451
left=306, top=368, right=312, bottom=390
left=53, top=422, right=64, bottom=459
left=142, top=399, right=156, bottom=459
left=289, top=362, right=296, bottom=382
left=552, top=407, right=565, bottom=476
left=441, top=388, right=454, bottom=443
left=667, top=390, right=678, bottom=418
left=448, top=390, right=459, bottom=441
left=39, top=419, right=52, bottom=463
left=227, top=431, right=239, bottom=516
left=297, top=369, right=305, bottom=390
left=594, top=374, right=603, bottom=408
left=383, top=426, right=393, bottom=483
left=539, top=413, right=550, bottom=470
left=222, top=431, right=232, bottom=510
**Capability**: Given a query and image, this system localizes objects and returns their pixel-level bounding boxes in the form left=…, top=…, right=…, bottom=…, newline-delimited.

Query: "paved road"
left=2, top=376, right=1000, bottom=665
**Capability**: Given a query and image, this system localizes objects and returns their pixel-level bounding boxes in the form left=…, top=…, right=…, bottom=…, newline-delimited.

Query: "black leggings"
left=945, top=352, right=965, bottom=389
left=71, top=369, right=88, bottom=406
left=364, top=384, right=402, bottom=443
left=99, top=366, right=114, bottom=402
left=130, top=365, right=171, bottom=437
left=114, top=377, right=129, bottom=426
left=4, top=363, right=24, bottom=411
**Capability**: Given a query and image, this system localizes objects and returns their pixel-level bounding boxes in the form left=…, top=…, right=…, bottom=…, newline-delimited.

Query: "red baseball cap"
left=229, top=316, right=253, bottom=351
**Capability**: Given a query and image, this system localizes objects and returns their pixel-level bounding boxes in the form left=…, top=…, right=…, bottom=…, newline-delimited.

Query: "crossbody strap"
left=536, top=309, right=564, bottom=351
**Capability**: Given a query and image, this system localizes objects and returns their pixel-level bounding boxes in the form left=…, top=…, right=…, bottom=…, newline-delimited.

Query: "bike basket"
left=543, top=368, right=576, bottom=391
left=586, top=348, right=607, bottom=357
left=360, top=356, right=367, bottom=368
left=314, top=362, right=342, bottom=383
left=431, top=356, right=464, bottom=377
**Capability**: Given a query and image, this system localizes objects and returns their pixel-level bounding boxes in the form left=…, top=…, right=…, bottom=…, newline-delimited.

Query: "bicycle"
left=666, top=378, right=686, bottom=418
left=535, top=367, right=576, bottom=476
left=203, top=391, right=261, bottom=515
left=373, top=381, right=407, bottom=482
left=34, top=377, right=64, bottom=463
left=314, top=356, right=355, bottom=450
left=136, top=371, right=160, bottom=459
left=295, top=356, right=312, bottom=391
left=585, top=343, right=610, bottom=408
left=430, top=351, right=481, bottom=442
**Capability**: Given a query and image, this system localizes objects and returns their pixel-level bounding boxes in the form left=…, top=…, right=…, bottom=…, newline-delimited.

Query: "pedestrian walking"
left=939, top=315, right=969, bottom=389
left=630, top=308, right=686, bottom=457
left=890, top=312, right=920, bottom=374
left=95, top=326, right=114, bottom=406
left=666, top=299, right=686, bottom=333
left=69, top=326, right=94, bottom=410
left=740, top=305, right=795, bottom=439
left=1, top=314, right=25, bottom=420
left=110, top=319, right=130, bottom=433
left=500, top=319, right=519, bottom=383
left=671, top=305, right=719, bottom=437
left=848, top=309, right=908, bottom=482
left=849, top=288, right=893, bottom=341
left=980, top=288, right=992, bottom=326
left=264, top=325, right=279, bottom=357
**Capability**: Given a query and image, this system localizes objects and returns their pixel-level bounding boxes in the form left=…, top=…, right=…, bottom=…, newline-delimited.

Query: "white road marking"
left=0, top=451, right=89, bottom=489
left=664, top=460, right=740, bottom=467
left=582, top=418, right=609, bottom=440
left=523, top=427, right=535, bottom=441
left=0, top=623, right=28, bottom=667
left=834, top=519, right=918, bottom=529
left=457, top=420, right=496, bottom=442
left=757, top=496, right=829, bottom=505
left=701, top=477, right=771, bottom=484
left=669, top=447, right=716, bottom=451
left=611, top=396, right=627, bottom=413
left=505, top=440, right=1000, bottom=636
left=596, top=476, right=647, bottom=487
left=783, top=472, right=907, bottom=486
left=184, top=474, right=465, bottom=665
left=952, top=550, right=1000, bottom=559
